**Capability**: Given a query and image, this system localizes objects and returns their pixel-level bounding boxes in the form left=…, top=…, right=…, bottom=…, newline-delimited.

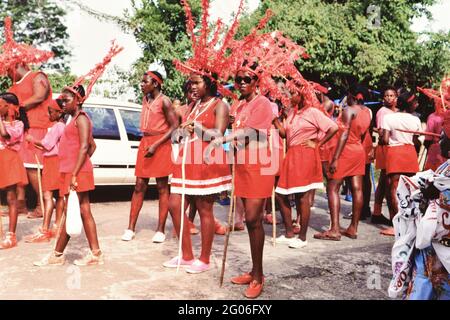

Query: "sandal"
left=340, top=229, right=357, bottom=239
left=313, top=230, right=341, bottom=241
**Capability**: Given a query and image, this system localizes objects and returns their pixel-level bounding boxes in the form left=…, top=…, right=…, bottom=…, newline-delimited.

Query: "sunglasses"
left=235, top=76, right=255, bottom=84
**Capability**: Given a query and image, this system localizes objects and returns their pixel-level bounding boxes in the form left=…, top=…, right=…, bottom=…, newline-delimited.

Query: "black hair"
left=63, top=85, right=86, bottom=106
left=182, top=80, right=192, bottom=95
left=397, top=91, right=416, bottom=112
left=383, top=86, right=398, bottom=95
left=0, top=92, right=29, bottom=129
left=202, top=74, right=218, bottom=97
left=348, top=84, right=369, bottom=104
left=147, top=70, right=163, bottom=90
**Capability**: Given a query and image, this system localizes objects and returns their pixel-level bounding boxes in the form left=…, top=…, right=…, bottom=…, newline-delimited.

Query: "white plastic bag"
left=66, top=190, right=82, bottom=236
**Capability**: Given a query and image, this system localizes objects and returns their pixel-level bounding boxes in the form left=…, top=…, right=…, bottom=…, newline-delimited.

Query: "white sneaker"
left=33, top=251, right=65, bottom=267
left=121, top=229, right=135, bottom=241
left=288, top=238, right=308, bottom=249
left=152, top=231, right=166, bottom=243
left=275, top=235, right=296, bottom=245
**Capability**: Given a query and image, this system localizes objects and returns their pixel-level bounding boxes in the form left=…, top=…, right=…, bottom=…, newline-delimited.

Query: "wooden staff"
left=395, top=129, right=441, bottom=138
left=269, top=128, right=276, bottom=246
left=219, top=162, right=235, bottom=287
left=34, top=154, right=45, bottom=217
left=176, top=137, right=189, bottom=273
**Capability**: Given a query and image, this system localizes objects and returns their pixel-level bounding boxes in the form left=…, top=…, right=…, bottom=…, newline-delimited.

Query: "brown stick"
left=34, top=154, right=45, bottom=217
left=395, top=129, right=441, bottom=138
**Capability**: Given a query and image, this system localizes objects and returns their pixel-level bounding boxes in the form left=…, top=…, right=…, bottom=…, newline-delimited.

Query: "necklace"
left=188, top=97, right=216, bottom=121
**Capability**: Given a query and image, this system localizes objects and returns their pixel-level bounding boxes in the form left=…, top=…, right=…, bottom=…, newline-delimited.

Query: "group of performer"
left=1, top=0, right=449, bottom=300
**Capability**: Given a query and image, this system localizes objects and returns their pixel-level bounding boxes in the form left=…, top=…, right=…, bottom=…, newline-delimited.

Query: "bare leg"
left=127, top=177, right=149, bottom=231
left=78, top=192, right=100, bottom=252
left=343, top=175, right=363, bottom=237
left=314, top=178, right=342, bottom=240
left=373, top=169, right=387, bottom=216
left=54, top=197, right=70, bottom=253
left=155, top=176, right=170, bottom=233
left=168, top=193, right=194, bottom=261
left=42, top=191, right=55, bottom=231
left=54, top=193, right=64, bottom=227
left=277, top=194, right=294, bottom=238
left=362, top=164, right=372, bottom=218
left=243, top=197, right=265, bottom=284
left=296, top=190, right=313, bottom=241
left=27, top=169, right=41, bottom=211
left=195, top=195, right=215, bottom=264
left=6, top=186, right=18, bottom=233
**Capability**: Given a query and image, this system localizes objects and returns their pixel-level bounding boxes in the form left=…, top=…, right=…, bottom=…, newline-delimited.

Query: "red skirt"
left=0, top=148, right=28, bottom=189
left=328, top=143, right=365, bottom=180
left=385, top=145, right=419, bottom=175
left=135, top=135, right=173, bottom=178
left=234, top=147, right=275, bottom=199
left=42, top=156, right=60, bottom=192
left=59, top=171, right=95, bottom=196
left=19, top=127, right=47, bottom=169
left=171, top=139, right=231, bottom=195
left=276, top=144, right=323, bottom=195
left=274, top=147, right=284, bottom=177
left=375, top=145, right=387, bottom=170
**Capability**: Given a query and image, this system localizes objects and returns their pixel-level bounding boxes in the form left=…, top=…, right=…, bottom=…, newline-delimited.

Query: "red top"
left=140, top=95, right=170, bottom=135
left=8, top=71, right=53, bottom=129
left=347, top=106, right=371, bottom=145
left=234, top=95, right=273, bottom=131
left=187, top=98, right=220, bottom=133
left=58, top=111, right=93, bottom=174
left=177, top=103, right=194, bottom=123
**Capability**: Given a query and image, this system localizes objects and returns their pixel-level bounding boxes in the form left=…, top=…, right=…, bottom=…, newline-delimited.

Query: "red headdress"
left=0, top=17, right=54, bottom=77
left=173, top=0, right=245, bottom=98
left=63, top=41, right=123, bottom=102
left=417, top=77, right=450, bottom=114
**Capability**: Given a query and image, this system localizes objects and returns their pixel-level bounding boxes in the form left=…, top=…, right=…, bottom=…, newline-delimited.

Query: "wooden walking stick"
left=270, top=129, right=277, bottom=246
left=220, top=162, right=235, bottom=287
left=177, top=137, right=189, bottom=273
left=34, top=154, right=45, bottom=217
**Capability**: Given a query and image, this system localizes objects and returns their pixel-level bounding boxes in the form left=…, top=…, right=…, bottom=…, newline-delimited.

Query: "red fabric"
left=171, top=98, right=231, bottom=195
left=42, top=155, right=60, bottom=192
left=59, top=111, right=93, bottom=174
left=140, top=95, right=170, bottom=134
left=0, top=148, right=28, bottom=188
left=276, top=144, right=323, bottom=194
left=362, top=108, right=373, bottom=164
left=59, top=172, right=95, bottom=197
left=385, top=145, right=419, bottom=175
left=375, top=145, right=387, bottom=170
left=19, top=127, right=46, bottom=166
left=235, top=95, right=273, bottom=130
left=135, top=135, right=173, bottom=178
left=9, top=71, right=53, bottom=129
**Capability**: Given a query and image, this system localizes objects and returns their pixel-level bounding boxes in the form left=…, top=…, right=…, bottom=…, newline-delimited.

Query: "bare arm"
left=382, top=128, right=390, bottom=146
left=0, top=120, right=10, bottom=139
left=318, top=124, right=338, bottom=148
left=22, top=73, right=50, bottom=111
left=272, top=118, right=286, bottom=138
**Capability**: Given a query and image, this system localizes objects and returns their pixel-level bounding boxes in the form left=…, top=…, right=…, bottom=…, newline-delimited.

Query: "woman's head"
left=397, top=91, right=418, bottom=113
left=189, top=73, right=218, bottom=99
left=61, top=85, right=85, bottom=115
left=0, top=92, right=19, bottom=118
left=347, top=84, right=368, bottom=106
left=48, top=99, right=64, bottom=122
left=141, top=70, right=163, bottom=95
left=383, top=86, right=397, bottom=108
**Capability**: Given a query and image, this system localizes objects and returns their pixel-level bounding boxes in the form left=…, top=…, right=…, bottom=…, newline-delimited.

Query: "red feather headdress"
left=63, top=40, right=123, bottom=102
left=0, top=17, right=54, bottom=77
left=418, top=77, right=450, bottom=114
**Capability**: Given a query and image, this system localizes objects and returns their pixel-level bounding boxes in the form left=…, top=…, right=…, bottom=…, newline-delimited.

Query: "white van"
left=56, top=96, right=151, bottom=186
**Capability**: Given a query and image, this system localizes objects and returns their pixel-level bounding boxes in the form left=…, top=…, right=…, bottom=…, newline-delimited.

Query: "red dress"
left=0, top=120, right=28, bottom=189
left=329, top=106, right=371, bottom=180
left=9, top=71, right=53, bottom=168
left=135, top=95, right=173, bottom=178
left=58, top=111, right=95, bottom=196
left=233, top=95, right=275, bottom=199
left=170, top=98, right=231, bottom=195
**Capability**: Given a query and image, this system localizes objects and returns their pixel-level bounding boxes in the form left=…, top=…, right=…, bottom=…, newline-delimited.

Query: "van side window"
left=119, top=109, right=143, bottom=141
left=84, top=107, right=121, bottom=140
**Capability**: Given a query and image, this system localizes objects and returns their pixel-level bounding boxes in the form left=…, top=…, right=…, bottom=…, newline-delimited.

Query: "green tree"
left=237, top=0, right=450, bottom=96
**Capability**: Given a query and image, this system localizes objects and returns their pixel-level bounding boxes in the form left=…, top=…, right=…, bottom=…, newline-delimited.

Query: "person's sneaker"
left=152, top=231, right=166, bottom=243
left=371, top=214, right=393, bottom=226
left=231, top=272, right=253, bottom=285
left=185, top=259, right=210, bottom=274
left=244, top=280, right=264, bottom=299
left=288, top=238, right=308, bottom=249
left=121, top=229, right=135, bottom=241
left=214, top=219, right=227, bottom=236
left=33, top=251, right=65, bottom=266
left=73, top=250, right=104, bottom=266
left=0, top=232, right=17, bottom=249
left=163, top=256, right=194, bottom=268
left=24, top=228, right=52, bottom=243
left=275, top=235, right=295, bottom=245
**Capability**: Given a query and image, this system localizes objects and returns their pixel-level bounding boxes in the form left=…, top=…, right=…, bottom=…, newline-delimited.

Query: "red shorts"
left=42, top=156, right=60, bottom=192
left=329, top=143, right=365, bottom=180
left=385, top=145, right=419, bottom=175
left=234, top=147, right=275, bottom=199
left=19, top=127, right=47, bottom=169
left=375, top=145, right=387, bottom=170
left=276, top=144, right=323, bottom=195
left=135, top=135, right=173, bottom=178
left=0, top=148, right=28, bottom=189
left=59, top=171, right=95, bottom=197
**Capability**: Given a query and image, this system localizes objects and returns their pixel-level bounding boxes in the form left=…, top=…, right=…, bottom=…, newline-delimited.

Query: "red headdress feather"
left=418, top=77, right=450, bottom=114
left=64, top=40, right=123, bottom=102
left=0, top=17, right=54, bottom=76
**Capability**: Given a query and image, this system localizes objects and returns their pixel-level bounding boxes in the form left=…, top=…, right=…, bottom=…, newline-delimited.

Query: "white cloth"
left=381, top=113, right=421, bottom=146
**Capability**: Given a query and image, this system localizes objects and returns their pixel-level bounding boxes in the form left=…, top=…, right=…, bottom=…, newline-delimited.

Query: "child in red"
left=24, top=99, right=65, bottom=243
left=0, top=92, right=28, bottom=249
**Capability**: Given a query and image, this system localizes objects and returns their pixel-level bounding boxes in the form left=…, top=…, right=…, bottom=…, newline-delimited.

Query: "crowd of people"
left=0, top=0, right=449, bottom=300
